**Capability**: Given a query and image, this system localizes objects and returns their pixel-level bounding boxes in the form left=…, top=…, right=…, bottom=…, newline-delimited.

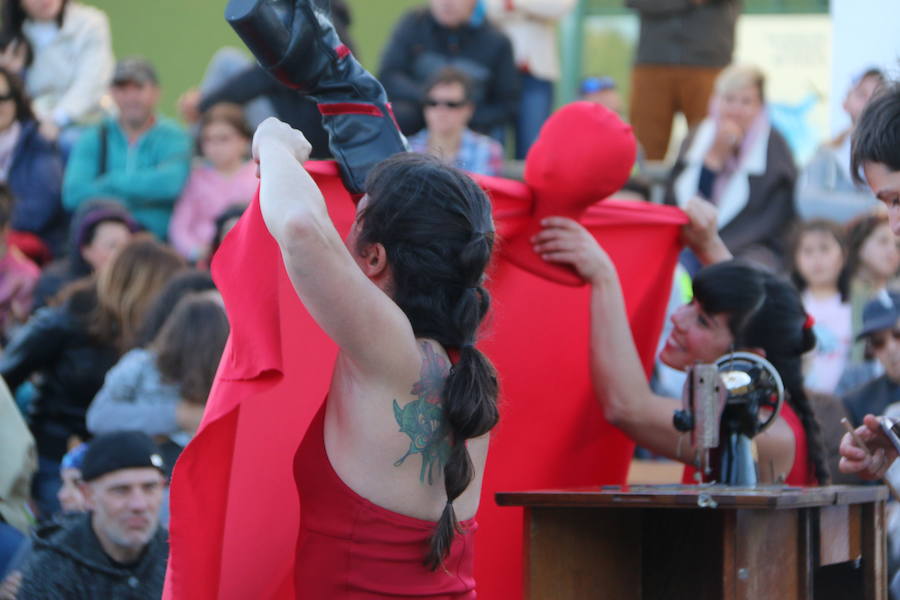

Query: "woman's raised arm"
left=533, top=217, right=686, bottom=460
left=254, top=118, right=419, bottom=379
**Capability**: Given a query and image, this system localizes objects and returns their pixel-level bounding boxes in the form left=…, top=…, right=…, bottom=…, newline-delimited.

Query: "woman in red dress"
left=253, top=117, right=497, bottom=597
left=532, top=201, right=830, bottom=486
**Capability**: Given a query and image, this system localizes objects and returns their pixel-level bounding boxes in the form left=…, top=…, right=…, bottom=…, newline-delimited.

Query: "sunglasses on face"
left=0, top=92, right=14, bottom=102
left=869, top=328, right=900, bottom=350
left=424, top=98, right=467, bottom=109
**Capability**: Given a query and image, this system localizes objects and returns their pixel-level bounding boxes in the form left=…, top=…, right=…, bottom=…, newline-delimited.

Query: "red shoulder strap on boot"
left=318, top=103, right=383, bottom=117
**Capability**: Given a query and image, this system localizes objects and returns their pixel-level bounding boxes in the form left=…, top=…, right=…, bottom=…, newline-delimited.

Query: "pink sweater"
left=0, top=246, right=39, bottom=335
left=169, top=162, right=257, bottom=261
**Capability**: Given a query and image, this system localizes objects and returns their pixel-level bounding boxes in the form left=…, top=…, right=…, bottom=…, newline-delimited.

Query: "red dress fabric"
left=163, top=157, right=686, bottom=600
left=293, top=403, right=476, bottom=598
left=682, top=401, right=816, bottom=486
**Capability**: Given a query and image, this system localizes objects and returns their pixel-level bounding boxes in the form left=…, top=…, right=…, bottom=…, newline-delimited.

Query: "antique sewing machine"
left=673, top=351, right=785, bottom=486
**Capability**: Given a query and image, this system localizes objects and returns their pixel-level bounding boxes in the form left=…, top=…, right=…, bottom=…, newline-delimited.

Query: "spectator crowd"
left=0, top=0, right=898, bottom=597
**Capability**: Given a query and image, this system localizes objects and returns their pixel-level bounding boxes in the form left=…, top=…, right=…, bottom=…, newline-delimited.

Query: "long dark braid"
left=359, top=153, right=499, bottom=570
left=693, top=261, right=831, bottom=484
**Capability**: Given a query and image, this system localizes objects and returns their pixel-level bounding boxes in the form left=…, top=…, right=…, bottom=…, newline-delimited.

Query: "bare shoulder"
left=756, top=415, right=796, bottom=483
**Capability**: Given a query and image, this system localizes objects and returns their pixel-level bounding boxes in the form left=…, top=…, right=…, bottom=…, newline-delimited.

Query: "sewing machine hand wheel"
left=715, top=351, right=784, bottom=436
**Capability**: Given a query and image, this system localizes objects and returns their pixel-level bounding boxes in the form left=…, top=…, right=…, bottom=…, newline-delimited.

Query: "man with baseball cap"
left=16, top=431, right=168, bottom=599
left=579, top=76, right=622, bottom=114
left=843, top=291, right=900, bottom=427
left=62, top=56, right=191, bottom=241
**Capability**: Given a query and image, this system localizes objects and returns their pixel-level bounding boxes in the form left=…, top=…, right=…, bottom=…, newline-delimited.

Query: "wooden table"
left=495, top=484, right=887, bottom=600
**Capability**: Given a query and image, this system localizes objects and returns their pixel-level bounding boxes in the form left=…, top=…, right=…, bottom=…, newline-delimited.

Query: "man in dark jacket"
left=378, top=0, right=519, bottom=139
left=7, top=119, right=66, bottom=258
left=16, top=432, right=168, bottom=600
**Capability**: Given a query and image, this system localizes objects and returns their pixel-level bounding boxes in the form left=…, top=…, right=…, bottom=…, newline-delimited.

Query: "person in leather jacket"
left=0, top=235, right=184, bottom=517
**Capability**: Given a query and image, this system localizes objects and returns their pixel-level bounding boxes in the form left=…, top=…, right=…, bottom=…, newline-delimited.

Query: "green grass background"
left=88, top=0, right=424, bottom=118
left=86, top=0, right=828, bottom=121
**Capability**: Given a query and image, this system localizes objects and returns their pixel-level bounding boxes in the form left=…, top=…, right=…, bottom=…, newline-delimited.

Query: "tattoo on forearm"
left=393, top=343, right=451, bottom=485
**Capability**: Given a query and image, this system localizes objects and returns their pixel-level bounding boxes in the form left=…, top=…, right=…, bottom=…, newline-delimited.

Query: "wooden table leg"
left=862, top=500, right=887, bottom=600
left=525, top=507, right=642, bottom=600
left=727, top=509, right=800, bottom=600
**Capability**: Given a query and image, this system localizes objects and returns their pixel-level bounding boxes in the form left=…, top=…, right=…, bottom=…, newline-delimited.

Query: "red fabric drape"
left=163, top=161, right=686, bottom=599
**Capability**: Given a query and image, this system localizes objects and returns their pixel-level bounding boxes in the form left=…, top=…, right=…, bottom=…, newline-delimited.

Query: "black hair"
left=0, top=30, right=31, bottom=68
left=857, top=68, right=886, bottom=87
left=844, top=212, right=891, bottom=281
left=0, top=183, right=13, bottom=229
left=152, top=295, right=229, bottom=404
left=789, top=219, right=850, bottom=302
left=1, top=0, right=68, bottom=39
left=135, top=270, right=217, bottom=347
left=851, top=82, right=900, bottom=184
left=358, top=153, right=498, bottom=570
left=424, top=66, right=475, bottom=103
left=209, top=203, right=247, bottom=260
left=693, top=260, right=830, bottom=485
left=0, top=64, right=34, bottom=122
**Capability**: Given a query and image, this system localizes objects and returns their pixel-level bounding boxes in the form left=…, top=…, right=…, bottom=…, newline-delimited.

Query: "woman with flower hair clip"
left=534, top=198, right=829, bottom=485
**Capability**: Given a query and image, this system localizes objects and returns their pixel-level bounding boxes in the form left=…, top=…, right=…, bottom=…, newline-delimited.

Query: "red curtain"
left=163, top=161, right=686, bottom=599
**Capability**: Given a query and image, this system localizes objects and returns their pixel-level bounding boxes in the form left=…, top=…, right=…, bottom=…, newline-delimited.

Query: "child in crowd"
left=168, top=103, right=255, bottom=262
left=56, top=443, right=87, bottom=514
left=31, top=199, right=137, bottom=311
left=0, top=184, right=38, bottom=342
left=87, top=295, right=229, bottom=455
left=134, top=269, right=217, bottom=347
left=790, top=219, right=852, bottom=394
left=834, top=213, right=900, bottom=394
left=846, top=214, right=900, bottom=359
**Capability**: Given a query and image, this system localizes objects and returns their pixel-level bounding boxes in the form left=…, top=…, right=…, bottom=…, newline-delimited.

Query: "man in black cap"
left=16, top=431, right=168, bottom=599
left=62, top=56, right=191, bottom=241
left=843, top=291, right=900, bottom=427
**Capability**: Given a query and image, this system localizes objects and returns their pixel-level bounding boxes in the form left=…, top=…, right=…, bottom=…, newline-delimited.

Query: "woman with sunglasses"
left=532, top=198, right=830, bottom=485
left=407, top=66, right=504, bottom=177
left=0, top=65, right=64, bottom=256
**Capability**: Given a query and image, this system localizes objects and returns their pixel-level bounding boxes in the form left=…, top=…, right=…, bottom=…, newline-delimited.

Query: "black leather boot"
left=225, top=0, right=408, bottom=194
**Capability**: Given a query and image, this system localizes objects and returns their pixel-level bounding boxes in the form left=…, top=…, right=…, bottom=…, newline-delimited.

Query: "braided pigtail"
left=360, top=153, right=499, bottom=570
left=426, top=285, right=498, bottom=570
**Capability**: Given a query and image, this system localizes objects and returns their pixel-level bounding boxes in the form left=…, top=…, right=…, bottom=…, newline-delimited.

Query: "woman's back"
left=294, top=341, right=484, bottom=598
left=323, top=341, right=488, bottom=523
left=251, top=125, right=497, bottom=593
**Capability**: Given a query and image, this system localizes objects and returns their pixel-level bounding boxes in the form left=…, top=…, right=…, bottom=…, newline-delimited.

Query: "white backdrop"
left=830, top=0, right=900, bottom=136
